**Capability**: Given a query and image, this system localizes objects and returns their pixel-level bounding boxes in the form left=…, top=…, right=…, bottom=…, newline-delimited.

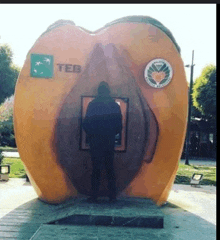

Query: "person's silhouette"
left=83, top=81, right=122, bottom=202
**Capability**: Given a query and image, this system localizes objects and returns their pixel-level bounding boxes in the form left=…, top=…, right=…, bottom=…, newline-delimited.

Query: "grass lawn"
left=1, top=157, right=26, bottom=178
left=1, top=157, right=216, bottom=186
left=175, top=163, right=216, bottom=186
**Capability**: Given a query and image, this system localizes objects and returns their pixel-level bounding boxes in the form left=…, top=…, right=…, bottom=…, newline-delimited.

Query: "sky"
left=0, top=3, right=216, bottom=81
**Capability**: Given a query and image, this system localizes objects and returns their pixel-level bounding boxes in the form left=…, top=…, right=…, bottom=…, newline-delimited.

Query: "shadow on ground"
left=0, top=194, right=216, bottom=240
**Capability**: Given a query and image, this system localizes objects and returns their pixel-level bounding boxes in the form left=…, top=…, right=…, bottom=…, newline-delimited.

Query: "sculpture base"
left=46, top=197, right=164, bottom=229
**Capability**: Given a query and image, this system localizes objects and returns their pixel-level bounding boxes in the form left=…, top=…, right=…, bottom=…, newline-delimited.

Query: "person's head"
left=97, top=81, right=110, bottom=96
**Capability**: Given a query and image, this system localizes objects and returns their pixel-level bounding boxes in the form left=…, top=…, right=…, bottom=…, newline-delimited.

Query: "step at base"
left=46, top=197, right=164, bottom=228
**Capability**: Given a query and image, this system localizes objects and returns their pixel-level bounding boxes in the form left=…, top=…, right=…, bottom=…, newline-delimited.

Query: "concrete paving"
left=0, top=153, right=216, bottom=239
left=46, top=197, right=164, bottom=229
left=0, top=178, right=216, bottom=240
left=180, top=158, right=216, bottom=166
left=2, top=151, right=20, bottom=158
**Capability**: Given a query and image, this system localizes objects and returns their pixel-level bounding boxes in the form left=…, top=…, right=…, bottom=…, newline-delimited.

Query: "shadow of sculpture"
left=0, top=195, right=216, bottom=240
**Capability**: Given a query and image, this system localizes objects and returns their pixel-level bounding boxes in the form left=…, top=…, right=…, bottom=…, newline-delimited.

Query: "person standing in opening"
left=82, top=81, right=122, bottom=203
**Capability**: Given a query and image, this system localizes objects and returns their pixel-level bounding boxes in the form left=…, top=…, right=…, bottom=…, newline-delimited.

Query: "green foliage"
left=0, top=96, right=16, bottom=147
left=192, top=64, right=216, bottom=156
left=0, top=148, right=4, bottom=164
left=0, top=119, right=15, bottom=147
left=0, top=44, right=20, bottom=105
left=192, top=64, right=216, bottom=119
left=0, top=95, right=14, bottom=121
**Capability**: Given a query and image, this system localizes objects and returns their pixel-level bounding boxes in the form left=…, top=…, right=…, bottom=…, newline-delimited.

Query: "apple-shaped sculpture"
left=14, top=16, right=188, bottom=205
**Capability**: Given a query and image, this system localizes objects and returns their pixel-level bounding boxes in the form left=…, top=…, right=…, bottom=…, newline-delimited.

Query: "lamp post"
left=185, top=50, right=195, bottom=165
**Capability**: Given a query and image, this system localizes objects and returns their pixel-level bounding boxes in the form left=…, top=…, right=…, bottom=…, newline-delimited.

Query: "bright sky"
left=0, top=4, right=216, bottom=81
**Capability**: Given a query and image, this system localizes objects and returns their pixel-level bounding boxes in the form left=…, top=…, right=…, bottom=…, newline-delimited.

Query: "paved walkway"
left=2, top=151, right=20, bottom=158
left=1, top=152, right=216, bottom=239
left=0, top=179, right=216, bottom=240
left=180, top=158, right=216, bottom=166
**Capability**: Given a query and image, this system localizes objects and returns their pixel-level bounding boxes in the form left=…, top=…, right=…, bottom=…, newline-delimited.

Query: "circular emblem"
left=144, top=59, right=173, bottom=88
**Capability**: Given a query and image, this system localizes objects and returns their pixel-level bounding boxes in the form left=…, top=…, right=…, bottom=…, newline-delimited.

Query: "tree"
left=192, top=64, right=216, bottom=120
left=0, top=44, right=20, bottom=105
left=192, top=64, right=216, bottom=157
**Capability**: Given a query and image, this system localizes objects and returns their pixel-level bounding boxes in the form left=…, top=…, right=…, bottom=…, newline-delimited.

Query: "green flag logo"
left=31, top=54, right=54, bottom=78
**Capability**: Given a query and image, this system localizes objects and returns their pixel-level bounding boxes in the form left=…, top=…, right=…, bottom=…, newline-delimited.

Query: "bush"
left=0, top=149, right=4, bottom=164
left=0, top=95, right=16, bottom=147
left=0, top=118, right=16, bottom=147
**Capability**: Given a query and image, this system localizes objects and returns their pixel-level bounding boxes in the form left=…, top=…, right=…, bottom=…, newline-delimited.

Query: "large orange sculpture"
left=14, top=16, right=188, bottom=205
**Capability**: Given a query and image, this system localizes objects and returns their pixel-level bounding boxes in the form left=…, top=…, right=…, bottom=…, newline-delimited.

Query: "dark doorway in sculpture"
left=80, top=96, right=129, bottom=152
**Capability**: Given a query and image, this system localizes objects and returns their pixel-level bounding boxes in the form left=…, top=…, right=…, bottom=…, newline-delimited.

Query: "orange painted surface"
left=14, top=18, right=188, bottom=205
